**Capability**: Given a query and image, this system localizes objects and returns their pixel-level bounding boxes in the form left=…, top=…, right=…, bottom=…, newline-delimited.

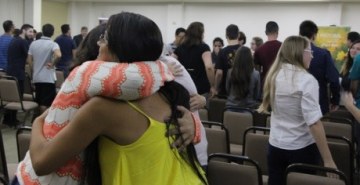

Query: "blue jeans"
left=267, top=143, right=321, bottom=185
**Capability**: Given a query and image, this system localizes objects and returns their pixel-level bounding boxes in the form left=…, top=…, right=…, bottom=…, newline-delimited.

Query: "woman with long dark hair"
left=226, top=46, right=261, bottom=111
left=173, top=22, right=216, bottom=98
left=340, top=39, right=360, bottom=91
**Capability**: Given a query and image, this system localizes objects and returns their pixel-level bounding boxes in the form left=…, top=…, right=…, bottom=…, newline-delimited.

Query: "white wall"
left=342, top=3, right=360, bottom=32
left=66, top=2, right=360, bottom=48
left=68, top=2, right=168, bottom=39
left=0, top=0, right=24, bottom=30
left=1, top=1, right=359, bottom=47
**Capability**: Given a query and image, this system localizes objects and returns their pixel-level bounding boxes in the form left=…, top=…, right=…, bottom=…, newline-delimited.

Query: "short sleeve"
left=28, top=43, right=33, bottom=55
left=52, top=42, right=60, bottom=51
left=200, top=43, right=210, bottom=53
left=349, top=54, right=360, bottom=80
left=301, top=76, right=323, bottom=126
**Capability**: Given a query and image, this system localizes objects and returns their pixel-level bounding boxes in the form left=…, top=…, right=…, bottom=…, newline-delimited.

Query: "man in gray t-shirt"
left=27, top=24, right=61, bottom=113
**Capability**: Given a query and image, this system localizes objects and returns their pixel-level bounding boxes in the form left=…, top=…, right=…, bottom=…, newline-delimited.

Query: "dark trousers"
left=11, top=176, right=19, bottom=185
left=354, top=122, right=360, bottom=168
left=267, top=143, right=321, bottom=185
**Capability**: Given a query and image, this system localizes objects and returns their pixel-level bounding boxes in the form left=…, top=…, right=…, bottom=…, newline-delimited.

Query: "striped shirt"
left=0, top=34, right=13, bottom=70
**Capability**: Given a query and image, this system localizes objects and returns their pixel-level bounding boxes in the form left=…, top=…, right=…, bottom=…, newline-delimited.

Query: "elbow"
left=30, top=150, right=52, bottom=176
left=32, top=159, right=51, bottom=176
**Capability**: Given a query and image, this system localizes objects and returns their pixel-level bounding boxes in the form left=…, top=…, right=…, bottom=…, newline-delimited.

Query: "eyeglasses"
left=304, top=49, right=313, bottom=55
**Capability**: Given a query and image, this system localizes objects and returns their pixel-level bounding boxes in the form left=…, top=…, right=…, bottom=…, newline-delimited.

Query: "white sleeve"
left=301, top=76, right=323, bottom=126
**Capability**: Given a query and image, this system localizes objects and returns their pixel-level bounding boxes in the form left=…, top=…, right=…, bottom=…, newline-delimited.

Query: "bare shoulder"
left=78, top=96, right=129, bottom=124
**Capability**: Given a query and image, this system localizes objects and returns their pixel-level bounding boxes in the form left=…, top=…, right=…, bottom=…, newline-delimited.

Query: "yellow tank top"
left=98, top=102, right=206, bottom=185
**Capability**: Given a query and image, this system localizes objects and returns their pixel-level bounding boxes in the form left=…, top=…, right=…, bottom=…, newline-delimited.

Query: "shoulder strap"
left=127, top=101, right=152, bottom=120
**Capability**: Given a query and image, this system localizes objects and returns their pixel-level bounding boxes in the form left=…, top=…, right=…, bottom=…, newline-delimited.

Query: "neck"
left=227, top=39, right=239, bottom=45
left=4, top=32, right=11, bottom=36
left=267, top=34, right=277, bottom=41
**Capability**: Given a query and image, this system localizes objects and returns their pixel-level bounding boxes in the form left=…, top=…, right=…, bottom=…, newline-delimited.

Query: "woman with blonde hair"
left=258, top=35, right=337, bottom=185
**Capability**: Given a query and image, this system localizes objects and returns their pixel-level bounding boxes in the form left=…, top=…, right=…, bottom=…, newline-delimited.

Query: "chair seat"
left=5, top=101, right=38, bottom=111
left=230, top=144, right=243, bottom=155
left=23, top=94, right=34, bottom=101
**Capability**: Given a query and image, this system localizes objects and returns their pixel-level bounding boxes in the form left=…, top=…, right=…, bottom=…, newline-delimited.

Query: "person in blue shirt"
left=299, top=20, right=340, bottom=115
left=55, top=24, right=76, bottom=78
left=0, top=20, right=14, bottom=71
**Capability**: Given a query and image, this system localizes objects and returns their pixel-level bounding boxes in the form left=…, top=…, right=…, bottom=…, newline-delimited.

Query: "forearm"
left=205, top=67, right=215, bottom=87
left=309, top=120, right=334, bottom=165
left=345, top=103, right=360, bottom=123
left=351, top=81, right=359, bottom=97
left=214, top=71, right=222, bottom=90
left=29, top=119, right=53, bottom=175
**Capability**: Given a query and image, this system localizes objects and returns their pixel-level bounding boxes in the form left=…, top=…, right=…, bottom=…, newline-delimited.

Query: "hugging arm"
left=30, top=98, right=107, bottom=176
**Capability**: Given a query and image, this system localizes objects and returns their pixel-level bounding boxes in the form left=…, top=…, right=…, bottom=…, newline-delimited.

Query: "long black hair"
left=230, top=46, right=254, bottom=99
left=106, top=12, right=163, bottom=62
left=159, top=81, right=207, bottom=185
left=182, top=22, right=204, bottom=47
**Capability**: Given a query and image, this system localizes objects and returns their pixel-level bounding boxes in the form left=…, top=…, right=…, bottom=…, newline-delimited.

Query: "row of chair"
left=203, top=123, right=355, bottom=185
left=5, top=126, right=351, bottom=185
left=207, top=153, right=348, bottom=185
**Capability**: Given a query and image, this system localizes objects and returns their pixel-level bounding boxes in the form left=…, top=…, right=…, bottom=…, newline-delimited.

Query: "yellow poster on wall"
left=315, top=26, right=350, bottom=71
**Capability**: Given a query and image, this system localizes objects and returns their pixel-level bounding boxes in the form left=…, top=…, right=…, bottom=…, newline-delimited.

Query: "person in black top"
left=173, top=22, right=216, bottom=97
left=73, top=26, right=88, bottom=48
left=55, top=24, right=76, bottom=78
left=7, top=25, right=30, bottom=96
left=5, top=25, right=30, bottom=126
left=211, top=37, right=223, bottom=67
left=215, top=24, right=241, bottom=98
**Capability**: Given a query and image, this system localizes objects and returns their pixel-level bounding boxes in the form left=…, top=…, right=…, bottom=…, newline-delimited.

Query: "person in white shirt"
left=258, top=35, right=337, bottom=185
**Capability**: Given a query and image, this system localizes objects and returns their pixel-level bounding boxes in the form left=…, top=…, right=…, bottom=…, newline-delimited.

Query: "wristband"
left=191, top=113, right=201, bottom=144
